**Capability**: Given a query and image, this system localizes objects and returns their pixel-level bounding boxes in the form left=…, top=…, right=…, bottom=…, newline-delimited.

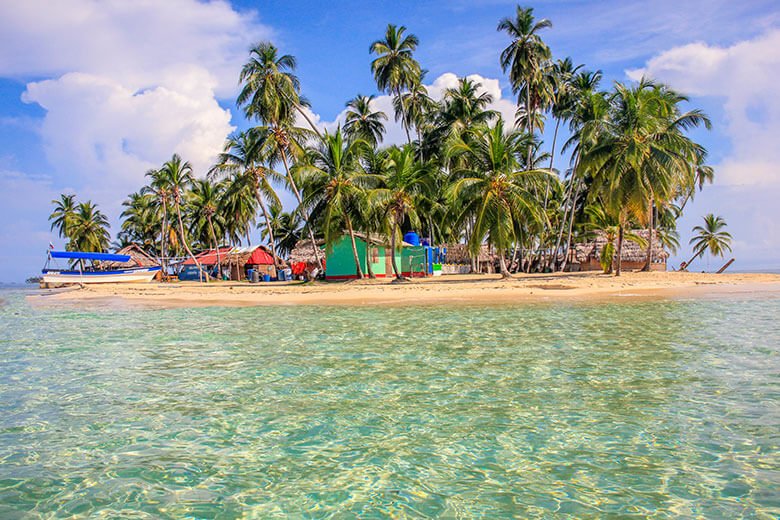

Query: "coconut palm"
left=344, top=94, right=388, bottom=146
left=448, top=119, right=556, bottom=277
left=683, top=214, right=732, bottom=270
left=296, top=129, right=372, bottom=278
left=371, top=145, right=430, bottom=280
left=393, top=73, right=436, bottom=145
left=498, top=5, right=552, bottom=166
left=187, top=179, right=226, bottom=272
left=149, top=154, right=206, bottom=280
left=220, top=172, right=258, bottom=245
left=258, top=205, right=302, bottom=258
left=584, top=79, right=710, bottom=275
left=370, top=24, right=422, bottom=143
left=68, top=201, right=111, bottom=253
left=238, top=41, right=320, bottom=136
left=210, top=130, right=281, bottom=260
left=119, top=191, right=160, bottom=253
left=49, top=194, right=78, bottom=240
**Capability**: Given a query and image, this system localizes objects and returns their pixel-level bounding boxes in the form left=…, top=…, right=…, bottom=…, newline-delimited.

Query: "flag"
left=49, top=242, right=54, bottom=249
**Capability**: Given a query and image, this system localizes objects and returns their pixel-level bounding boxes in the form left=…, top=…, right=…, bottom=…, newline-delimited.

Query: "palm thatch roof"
left=102, top=243, right=159, bottom=269
left=443, top=243, right=495, bottom=264
left=224, top=245, right=284, bottom=267
left=573, top=230, right=669, bottom=263
left=289, top=239, right=324, bottom=265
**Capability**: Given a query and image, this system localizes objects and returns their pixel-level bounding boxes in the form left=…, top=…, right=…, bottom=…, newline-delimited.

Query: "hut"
left=324, top=233, right=428, bottom=280
left=289, top=239, right=325, bottom=279
left=570, top=230, right=669, bottom=272
left=224, top=245, right=281, bottom=281
left=100, top=244, right=162, bottom=278
left=440, top=243, right=497, bottom=274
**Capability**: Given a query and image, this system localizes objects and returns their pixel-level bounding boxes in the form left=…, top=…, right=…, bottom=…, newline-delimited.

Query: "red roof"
left=246, top=246, right=275, bottom=265
left=182, top=247, right=232, bottom=265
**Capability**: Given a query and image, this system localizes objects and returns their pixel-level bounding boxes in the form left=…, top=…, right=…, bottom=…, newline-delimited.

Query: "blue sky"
left=1, top=0, right=779, bottom=281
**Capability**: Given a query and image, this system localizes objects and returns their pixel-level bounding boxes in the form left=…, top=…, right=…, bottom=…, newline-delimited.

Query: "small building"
left=440, top=243, right=497, bottom=274
left=571, top=230, right=668, bottom=272
left=225, top=245, right=280, bottom=280
left=289, top=239, right=325, bottom=279
left=324, top=233, right=429, bottom=280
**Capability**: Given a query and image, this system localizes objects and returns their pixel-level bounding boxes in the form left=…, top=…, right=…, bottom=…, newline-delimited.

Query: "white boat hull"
left=42, top=267, right=160, bottom=285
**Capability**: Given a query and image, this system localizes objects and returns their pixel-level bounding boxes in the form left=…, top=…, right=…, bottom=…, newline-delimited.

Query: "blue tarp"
left=50, top=251, right=131, bottom=262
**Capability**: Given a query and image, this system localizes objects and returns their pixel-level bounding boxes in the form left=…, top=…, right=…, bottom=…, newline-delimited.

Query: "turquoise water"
left=1, top=290, right=779, bottom=518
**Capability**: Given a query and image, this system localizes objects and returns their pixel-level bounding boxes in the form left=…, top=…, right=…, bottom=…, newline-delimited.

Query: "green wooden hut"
left=324, top=234, right=431, bottom=280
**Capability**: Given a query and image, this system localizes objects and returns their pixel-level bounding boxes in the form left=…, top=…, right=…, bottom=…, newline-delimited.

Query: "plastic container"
left=403, top=231, right=420, bottom=246
left=250, top=270, right=260, bottom=283
left=262, top=274, right=271, bottom=282
left=277, top=270, right=286, bottom=281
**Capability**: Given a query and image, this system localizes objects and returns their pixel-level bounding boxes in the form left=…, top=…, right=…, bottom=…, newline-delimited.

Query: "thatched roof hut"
left=443, top=243, right=495, bottom=264
left=102, top=244, right=159, bottom=269
left=289, top=239, right=324, bottom=265
left=573, top=230, right=668, bottom=270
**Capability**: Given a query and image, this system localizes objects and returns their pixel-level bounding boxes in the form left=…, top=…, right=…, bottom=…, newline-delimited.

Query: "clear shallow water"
left=1, top=290, right=778, bottom=518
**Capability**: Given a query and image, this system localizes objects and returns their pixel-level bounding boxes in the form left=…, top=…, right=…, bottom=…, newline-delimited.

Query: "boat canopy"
left=50, top=251, right=131, bottom=262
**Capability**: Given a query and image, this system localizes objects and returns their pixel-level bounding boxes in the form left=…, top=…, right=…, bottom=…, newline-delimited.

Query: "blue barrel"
left=403, top=231, right=420, bottom=246
left=262, top=274, right=271, bottom=282
left=278, top=270, right=286, bottom=281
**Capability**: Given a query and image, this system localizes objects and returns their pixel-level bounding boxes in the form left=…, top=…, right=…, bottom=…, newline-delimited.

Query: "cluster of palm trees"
left=49, top=5, right=728, bottom=278
left=49, top=194, right=111, bottom=253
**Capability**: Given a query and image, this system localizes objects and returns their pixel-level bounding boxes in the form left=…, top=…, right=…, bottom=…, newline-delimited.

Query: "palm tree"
left=68, top=201, right=111, bottom=252
left=49, top=194, right=77, bottom=241
left=683, top=214, right=732, bottom=270
left=393, top=74, right=436, bottom=145
left=584, top=203, right=645, bottom=274
left=448, top=119, right=555, bottom=277
left=141, top=170, right=173, bottom=271
left=373, top=145, right=430, bottom=280
left=498, top=5, right=552, bottom=167
left=187, top=179, right=226, bottom=271
left=370, top=24, right=422, bottom=143
left=296, top=129, right=372, bottom=279
left=584, top=79, right=710, bottom=275
left=344, top=94, right=388, bottom=146
left=149, top=154, right=207, bottom=280
left=258, top=205, right=302, bottom=258
left=210, top=130, right=281, bottom=260
left=238, top=41, right=321, bottom=137
left=119, top=191, right=160, bottom=253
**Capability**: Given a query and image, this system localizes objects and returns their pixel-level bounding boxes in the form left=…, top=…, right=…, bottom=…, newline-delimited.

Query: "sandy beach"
left=31, top=271, right=780, bottom=308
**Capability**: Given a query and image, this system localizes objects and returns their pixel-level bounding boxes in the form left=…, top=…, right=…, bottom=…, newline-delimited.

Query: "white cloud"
left=630, top=30, right=780, bottom=269
left=0, top=0, right=271, bottom=201
left=628, top=29, right=780, bottom=187
left=314, top=72, right=518, bottom=145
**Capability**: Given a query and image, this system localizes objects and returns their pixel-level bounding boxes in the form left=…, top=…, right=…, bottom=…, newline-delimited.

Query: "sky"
left=1, top=0, right=778, bottom=281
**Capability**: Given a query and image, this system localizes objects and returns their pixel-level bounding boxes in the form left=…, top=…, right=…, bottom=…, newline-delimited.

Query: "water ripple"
left=0, top=291, right=778, bottom=517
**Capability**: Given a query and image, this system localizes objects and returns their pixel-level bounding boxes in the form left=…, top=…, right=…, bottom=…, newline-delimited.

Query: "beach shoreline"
left=28, top=271, right=780, bottom=308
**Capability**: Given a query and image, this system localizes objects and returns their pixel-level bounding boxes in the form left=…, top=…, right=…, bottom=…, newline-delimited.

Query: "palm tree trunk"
left=498, top=249, right=511, bottom=278
left=256, top=191, right=277, bottom=262
left=560, top=177, right=582, bottom=272
left=160, top=198, right=168, bottom=276
left=682, top=248, right=705, bottom=271
left=365, top=232, right=375, bottom=279
left=345, top=217, right=364, bottom=279
left=294, top=103, right=323, bottom=139
left=390, top=221, right=401, bottom=279
left=542, top=117, right=561, bottom=211
left=525, top=89, right=534, bottom=169
left=176, top=202, right=207, bottom=282
left=279, top=146, right=324, bottom=272
left=642, top=199, right=654, bottom=272
left=615, top=223, right=624, bottom=277
left=208, top=216, right=221, bottom=277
